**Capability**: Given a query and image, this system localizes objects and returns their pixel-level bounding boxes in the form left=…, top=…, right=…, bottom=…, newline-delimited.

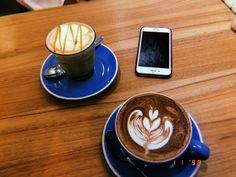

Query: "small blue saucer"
left=102, top=106, right=203, bottom=177
left=40, top=44, right=118, bottom=100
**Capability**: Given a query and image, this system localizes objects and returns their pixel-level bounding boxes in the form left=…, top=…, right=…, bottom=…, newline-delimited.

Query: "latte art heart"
left=127, top=106, right=173, bottom=152
left=116, top=93, right=191, bottom=162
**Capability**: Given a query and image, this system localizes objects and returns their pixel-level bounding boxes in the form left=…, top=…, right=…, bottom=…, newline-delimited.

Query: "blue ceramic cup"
left=115, top=93, right=210, bottom=166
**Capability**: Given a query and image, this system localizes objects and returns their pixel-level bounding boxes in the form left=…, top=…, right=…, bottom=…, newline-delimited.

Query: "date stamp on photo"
left=172, top=159, right=202, bottom=166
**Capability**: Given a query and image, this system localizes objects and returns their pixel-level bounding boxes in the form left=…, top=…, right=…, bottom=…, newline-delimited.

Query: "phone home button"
left=150, top=70, right=156, bottom=73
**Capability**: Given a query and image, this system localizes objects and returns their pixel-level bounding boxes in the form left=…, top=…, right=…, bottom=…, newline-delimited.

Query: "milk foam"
left=127, top=106, right=173, bottom=151
left=46, top=22, right=95, bottom=55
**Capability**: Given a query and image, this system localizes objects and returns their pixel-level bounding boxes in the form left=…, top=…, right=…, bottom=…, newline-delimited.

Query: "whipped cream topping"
left=46, top=22, right=95, bottom=55
left=127, top=106, right=173, bottom=152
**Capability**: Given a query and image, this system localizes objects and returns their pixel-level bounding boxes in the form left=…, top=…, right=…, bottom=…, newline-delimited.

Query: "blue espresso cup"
left=115, top=93, right=210, bottom=166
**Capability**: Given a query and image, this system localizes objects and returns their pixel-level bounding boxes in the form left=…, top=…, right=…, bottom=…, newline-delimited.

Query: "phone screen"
left=138, top=32, right=169, bottom=68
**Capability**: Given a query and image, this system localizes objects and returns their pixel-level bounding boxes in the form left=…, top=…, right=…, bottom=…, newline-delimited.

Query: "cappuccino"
left=46, top=22, right=95, bottom=55
left=116, top=93, right=191, bottom=162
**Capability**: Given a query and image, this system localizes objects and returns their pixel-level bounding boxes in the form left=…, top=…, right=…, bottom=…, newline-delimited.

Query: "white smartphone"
left=135, top=26, right=172, bottom=78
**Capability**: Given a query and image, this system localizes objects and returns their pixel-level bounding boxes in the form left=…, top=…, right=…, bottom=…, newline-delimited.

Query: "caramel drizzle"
left=74, top=24, right=79, bottom=50
left=62, top=25, right=70, bottom=54
left=51, top=23, right=89, bottom=54
left=79, top=24, right=82, bottom=51
left=53, top=26, right=62, bottom=53
left=69, top=24, right=75, bottom=50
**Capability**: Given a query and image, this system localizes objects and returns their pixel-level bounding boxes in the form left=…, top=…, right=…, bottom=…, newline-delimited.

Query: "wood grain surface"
left=0, top=0, right=236, bottom=176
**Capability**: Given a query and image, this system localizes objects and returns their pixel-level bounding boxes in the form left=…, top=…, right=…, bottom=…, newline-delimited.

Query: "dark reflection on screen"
left=139, top=32, right=169, bottom=68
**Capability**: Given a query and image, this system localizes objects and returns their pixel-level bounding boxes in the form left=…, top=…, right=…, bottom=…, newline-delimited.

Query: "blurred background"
left=0, top=0, right=81, bottom=16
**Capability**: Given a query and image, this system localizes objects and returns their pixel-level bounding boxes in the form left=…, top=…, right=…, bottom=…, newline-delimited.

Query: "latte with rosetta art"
left=46, top=22, right=95, bottom=55
left=116, top=93, right=191, bottom=162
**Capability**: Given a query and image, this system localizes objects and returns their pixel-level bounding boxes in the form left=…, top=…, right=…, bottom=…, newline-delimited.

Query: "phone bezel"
left=135, top=26, right=172, bottom=77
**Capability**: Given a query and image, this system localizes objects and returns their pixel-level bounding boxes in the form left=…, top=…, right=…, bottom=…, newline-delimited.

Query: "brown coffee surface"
left=116, top=93, right=191, bottom=162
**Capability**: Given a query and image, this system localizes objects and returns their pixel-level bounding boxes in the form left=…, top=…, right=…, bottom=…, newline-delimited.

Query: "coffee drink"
left=46, top=22, right=95, bottom=55
left=45, top=22, right=96, bottom=79
left=115, top=93, right=191, bottom=162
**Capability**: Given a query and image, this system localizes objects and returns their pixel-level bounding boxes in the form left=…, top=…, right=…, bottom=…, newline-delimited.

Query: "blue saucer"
left=102, top=106, right=203, bottom=177
left=40, top=44, right=118, bottom=100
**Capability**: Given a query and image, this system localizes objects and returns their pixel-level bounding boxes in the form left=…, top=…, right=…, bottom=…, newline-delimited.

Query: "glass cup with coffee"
left=115, top=93, right=210, bottom=165
left=46, top=22, right=96, bottom=80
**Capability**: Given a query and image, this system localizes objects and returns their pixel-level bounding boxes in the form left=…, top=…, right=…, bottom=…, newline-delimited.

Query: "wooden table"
left=0, top=0, right=235, bottom=176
